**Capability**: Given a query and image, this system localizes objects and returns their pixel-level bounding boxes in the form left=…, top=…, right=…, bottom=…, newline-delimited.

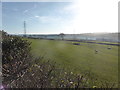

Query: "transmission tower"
left=24, top=21, right=26, bottom=37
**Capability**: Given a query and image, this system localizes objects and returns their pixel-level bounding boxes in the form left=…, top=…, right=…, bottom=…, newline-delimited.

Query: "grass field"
left=27, top=38, right=118, bottom=85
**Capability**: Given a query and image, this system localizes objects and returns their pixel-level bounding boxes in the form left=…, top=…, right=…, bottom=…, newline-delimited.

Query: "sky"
left=1, top=0, right=119, bottom=34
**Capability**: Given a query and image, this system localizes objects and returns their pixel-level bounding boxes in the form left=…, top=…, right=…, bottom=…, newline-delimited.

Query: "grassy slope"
left=28, top=39, right=118, bottom=83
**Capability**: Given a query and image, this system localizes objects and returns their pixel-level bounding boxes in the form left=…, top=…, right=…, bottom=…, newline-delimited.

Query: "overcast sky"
left=2, top=0, right=119, bottom=34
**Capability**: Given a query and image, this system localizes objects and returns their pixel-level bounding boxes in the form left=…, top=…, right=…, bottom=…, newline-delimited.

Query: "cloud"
left=23, top=3, right=37, bottom=14
left=35, top=15, right=61, bottom=23
left=23, top=10, right=28, bottom=13
left=22, top=0, right=118, bottom=34
left=35, top=15, right=39, bottom=18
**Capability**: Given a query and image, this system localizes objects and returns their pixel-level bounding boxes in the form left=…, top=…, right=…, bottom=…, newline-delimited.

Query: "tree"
left=59, top=33, right=65, bottom=40
left=0, top=30, right=7, bottom=39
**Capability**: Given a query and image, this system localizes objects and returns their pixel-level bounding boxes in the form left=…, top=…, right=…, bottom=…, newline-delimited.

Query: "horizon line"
left=9, top=32, right=119, bottom=35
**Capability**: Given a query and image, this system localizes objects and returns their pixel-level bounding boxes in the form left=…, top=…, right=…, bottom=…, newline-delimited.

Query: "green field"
left=28, top=39, right=118, bottom=84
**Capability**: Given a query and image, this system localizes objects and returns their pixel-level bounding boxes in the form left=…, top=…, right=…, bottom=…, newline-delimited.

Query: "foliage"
left=2, top=32, right=32, bottom=85
left=8, top=59, right=89, bottom=88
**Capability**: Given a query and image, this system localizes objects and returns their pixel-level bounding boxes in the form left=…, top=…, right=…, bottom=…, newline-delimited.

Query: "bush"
left=2, top=32, right=32, bottom=85
left=8, top=59, right=89, bottom=88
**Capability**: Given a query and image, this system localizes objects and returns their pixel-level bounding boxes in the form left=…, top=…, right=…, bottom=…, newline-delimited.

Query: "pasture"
left=27, top=38, right=118, bottom=85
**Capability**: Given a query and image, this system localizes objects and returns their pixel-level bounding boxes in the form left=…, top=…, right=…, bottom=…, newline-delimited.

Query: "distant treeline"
left=13, top=33, right=120, bottom=42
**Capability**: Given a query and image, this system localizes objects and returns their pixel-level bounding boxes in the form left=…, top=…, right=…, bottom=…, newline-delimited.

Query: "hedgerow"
left=2, top=31, right=32, bottom=86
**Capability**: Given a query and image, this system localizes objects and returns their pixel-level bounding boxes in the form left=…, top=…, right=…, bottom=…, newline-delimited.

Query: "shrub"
left=2, top=32, right=32, bottom=86
left=7, top=59, right=88, bottom=88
